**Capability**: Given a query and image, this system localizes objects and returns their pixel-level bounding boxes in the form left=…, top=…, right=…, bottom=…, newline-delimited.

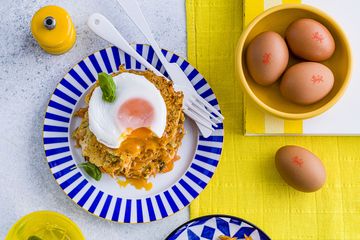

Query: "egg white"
left=88, top=72, right=167, bottom=148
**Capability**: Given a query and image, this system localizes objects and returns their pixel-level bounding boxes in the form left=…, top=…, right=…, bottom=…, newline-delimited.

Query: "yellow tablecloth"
left=186, top=0, right=360, bottom=239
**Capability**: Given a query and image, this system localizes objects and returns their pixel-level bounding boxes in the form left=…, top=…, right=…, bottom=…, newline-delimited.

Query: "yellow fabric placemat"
left=186, top=0, right=360, bottom=239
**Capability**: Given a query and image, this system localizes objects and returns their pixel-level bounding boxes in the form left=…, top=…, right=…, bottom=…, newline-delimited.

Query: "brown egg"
left=285, top=18, right=335, bottom=61
left=275, top=145, right=326, bottom=192
left=280, top=62, right=334, bottom=105
left=246, top=31, right=289, bottom=86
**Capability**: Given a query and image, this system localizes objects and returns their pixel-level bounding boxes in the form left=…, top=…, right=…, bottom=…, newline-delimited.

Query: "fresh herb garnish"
left=98, top=72, right=116, bottom=102
left=28, top=236, right=42, bottom=240
left=77, top=162, right=102, bottom=181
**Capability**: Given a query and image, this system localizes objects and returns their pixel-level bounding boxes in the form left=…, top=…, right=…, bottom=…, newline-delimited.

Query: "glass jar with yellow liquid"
left=6, top=211, right=84, bottom=240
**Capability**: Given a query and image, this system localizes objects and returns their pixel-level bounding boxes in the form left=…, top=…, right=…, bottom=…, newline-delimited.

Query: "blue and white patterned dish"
left=166, top=215, right=271, bottom=240
left=43, top=44, right=224, bottom=223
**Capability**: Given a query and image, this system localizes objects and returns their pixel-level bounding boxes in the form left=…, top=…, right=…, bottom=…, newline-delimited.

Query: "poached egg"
left=88, top=72, right=167, bottom=148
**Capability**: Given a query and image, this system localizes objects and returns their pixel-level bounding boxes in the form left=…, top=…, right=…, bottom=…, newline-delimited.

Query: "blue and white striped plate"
left=166, top=215, right=271, bottom=240
left=43, top=45, right=224, bottom=223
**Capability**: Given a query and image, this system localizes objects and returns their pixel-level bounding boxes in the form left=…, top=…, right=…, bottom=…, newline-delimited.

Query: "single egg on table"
left=280, top=62, right=334, bottom=105
left=275, top=145, right=326, bottom=192
left=246, top=31, right=289, bottom=86
left=285, top=18, right=335, bottom=61
left=88, top=72, right=167, bottom=149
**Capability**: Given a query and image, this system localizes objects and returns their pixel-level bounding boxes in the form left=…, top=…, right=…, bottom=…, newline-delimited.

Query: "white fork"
left=87, top=13, right=218, bottom=135
left=116, top=0, right=224, bottom=122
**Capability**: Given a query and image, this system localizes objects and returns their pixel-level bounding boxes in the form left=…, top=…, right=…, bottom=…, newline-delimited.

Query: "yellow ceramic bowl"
left=235, top=4, right=352, bottom=120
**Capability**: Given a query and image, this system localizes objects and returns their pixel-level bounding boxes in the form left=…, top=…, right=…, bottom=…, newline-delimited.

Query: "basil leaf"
left=28, top=236, right=42, bottom=240
left=78, top=162, right=102, bottom=181
left=98, top=72, right=116, bottom=102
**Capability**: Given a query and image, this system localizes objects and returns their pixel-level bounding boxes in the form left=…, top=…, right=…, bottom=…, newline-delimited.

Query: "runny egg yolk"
left=117, top=98, right=155, bottom=130
left=118, top=127, right=160, bottom=155
left=116, top=98, right=159, bottom=155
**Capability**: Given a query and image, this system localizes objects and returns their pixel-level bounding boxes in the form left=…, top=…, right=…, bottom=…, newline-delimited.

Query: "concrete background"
left=0, top=0, right=188, bottom=239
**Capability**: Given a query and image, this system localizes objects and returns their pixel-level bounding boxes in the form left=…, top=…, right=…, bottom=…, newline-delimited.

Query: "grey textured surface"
left=0, top=0, right=188, bottom=239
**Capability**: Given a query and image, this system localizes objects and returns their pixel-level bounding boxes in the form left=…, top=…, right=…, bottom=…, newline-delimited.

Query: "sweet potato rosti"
left=72, top=66, right=185, bottom=179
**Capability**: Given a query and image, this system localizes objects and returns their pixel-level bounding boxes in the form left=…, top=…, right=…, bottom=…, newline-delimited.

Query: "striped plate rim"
left=43, top=44, right=224, bottom=223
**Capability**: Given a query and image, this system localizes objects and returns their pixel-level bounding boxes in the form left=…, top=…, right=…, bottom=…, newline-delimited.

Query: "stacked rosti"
left=72, top=66, right=185, bottom=179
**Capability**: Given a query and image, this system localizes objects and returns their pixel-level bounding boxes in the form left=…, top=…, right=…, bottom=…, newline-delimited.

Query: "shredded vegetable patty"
left=72, top=66, right=185, bottom=179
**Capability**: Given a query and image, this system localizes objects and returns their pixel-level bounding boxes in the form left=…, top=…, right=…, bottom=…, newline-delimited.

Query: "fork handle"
left=87, top=13, right=162, bottom=75
left=116, top=0, right=171, bottom=69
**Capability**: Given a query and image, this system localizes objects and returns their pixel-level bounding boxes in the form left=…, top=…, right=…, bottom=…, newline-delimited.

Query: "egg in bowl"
left=72, top=66, right=185, bottom=182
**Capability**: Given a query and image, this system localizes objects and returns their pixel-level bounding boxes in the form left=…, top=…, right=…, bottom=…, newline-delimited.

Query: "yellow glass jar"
left=31, top=6, right=76, bottom=55
left=6, top=211, right=85, bottom=240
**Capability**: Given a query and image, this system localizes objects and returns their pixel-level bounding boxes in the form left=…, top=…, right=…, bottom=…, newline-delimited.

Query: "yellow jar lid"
left=31, top=5, right=75, bottom=49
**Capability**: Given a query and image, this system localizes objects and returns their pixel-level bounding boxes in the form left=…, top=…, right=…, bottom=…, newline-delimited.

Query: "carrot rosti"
left=72, top=66, right=185, bottom=179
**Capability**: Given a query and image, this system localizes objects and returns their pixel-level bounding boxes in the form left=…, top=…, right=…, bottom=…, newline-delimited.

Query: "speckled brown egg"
left=280, top=62, right=334, bottom=105
left=246, top=31, right=289, bottom=86
left=275, top=145, right=326, bottom=192
left=285, top=18, right=335, bottom=61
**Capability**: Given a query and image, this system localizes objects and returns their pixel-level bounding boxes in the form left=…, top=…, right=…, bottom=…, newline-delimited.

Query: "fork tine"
left=184, top=106, right=215, bottom=131
left=210, top=116, right=222, bottom=124
left=195, top=96, right=224, bottom=120
left=190, top=100, right=219, bottom=127
left=185, top=103, right=218, bottom=128
left=184, top=109, right=215, bottom=131
left=190, top=98, right=222, bottom=124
